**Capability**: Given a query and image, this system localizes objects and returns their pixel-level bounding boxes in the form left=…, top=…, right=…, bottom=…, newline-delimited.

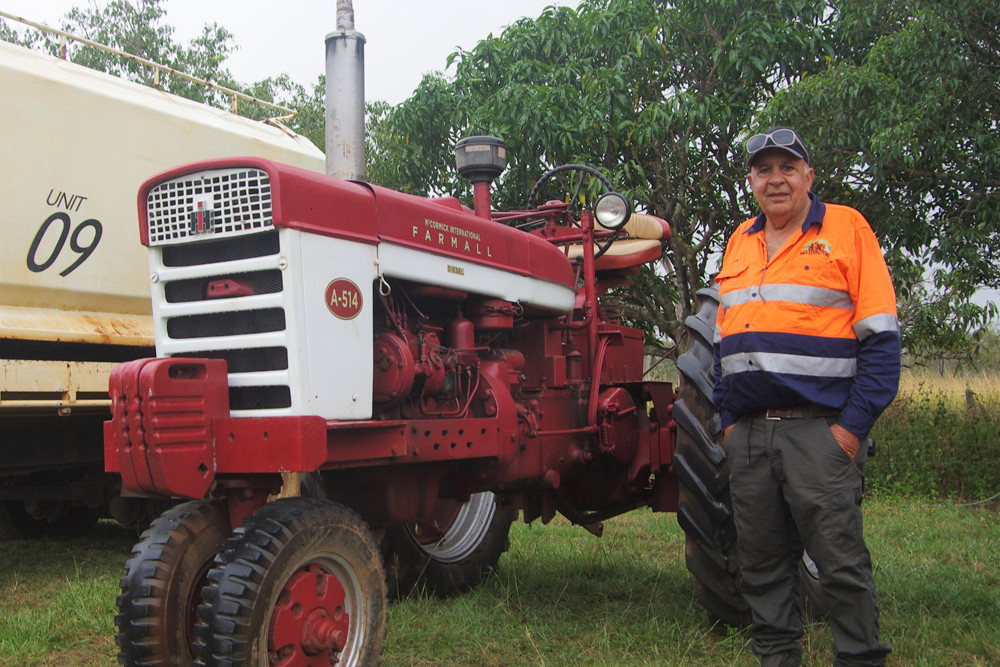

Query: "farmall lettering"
left=413, top=217, right=493, bottom=257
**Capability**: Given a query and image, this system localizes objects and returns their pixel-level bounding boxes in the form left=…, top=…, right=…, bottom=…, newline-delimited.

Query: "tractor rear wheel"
left=115, top=499, right=231, bottom=666
left=382, top=491, right=514, bottom=598
left=196, top=497, right=386, bottom=667
left=673, top=287, right=826, bottom=626
left=673, top=287, right=749, bottom=626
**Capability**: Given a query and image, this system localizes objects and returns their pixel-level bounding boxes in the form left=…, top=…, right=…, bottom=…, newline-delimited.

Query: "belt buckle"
left=765, top=408, right=793, bottom=420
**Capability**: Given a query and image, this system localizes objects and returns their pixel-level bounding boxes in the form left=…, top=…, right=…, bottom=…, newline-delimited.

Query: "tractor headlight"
left=594, top=192, right=631, bottom=230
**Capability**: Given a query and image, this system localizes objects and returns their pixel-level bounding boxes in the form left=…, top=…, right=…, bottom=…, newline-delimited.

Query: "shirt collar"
left=745, top=192, right=826, bottom=234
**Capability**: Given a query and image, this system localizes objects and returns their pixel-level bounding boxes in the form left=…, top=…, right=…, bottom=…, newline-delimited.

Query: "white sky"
left=1, top=0, right=575, bottom=104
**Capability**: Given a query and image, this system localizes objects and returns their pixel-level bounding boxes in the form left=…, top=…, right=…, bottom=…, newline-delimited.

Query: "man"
left=712, top=127, right=900, bottom=667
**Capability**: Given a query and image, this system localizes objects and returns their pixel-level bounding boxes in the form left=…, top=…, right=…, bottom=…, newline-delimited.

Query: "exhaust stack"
left=325, top=0, right=366, bottom=180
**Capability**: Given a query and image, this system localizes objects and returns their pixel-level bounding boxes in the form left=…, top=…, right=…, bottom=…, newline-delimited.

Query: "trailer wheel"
left=196, top=497, right=386, bottom=667
left=115, top=499, right=231, bottom=666
left=673, top=287, right=826, bottom=626
left=0, top=499, right=98, bottom=539
left=382, top=491, right=514, bottom=598
left=0, top=504, right=18, bottom=540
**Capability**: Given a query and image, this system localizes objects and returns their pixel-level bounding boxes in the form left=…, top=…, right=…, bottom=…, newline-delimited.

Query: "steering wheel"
left=525, top=164, right=629, bottom=260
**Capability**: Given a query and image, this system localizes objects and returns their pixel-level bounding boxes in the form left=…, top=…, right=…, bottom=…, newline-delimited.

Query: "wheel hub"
left=269, top=563, right=350, bottom=665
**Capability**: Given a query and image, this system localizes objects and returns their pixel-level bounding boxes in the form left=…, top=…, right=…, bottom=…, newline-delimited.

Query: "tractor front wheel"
left=115, top=499, right=231, bottom=666
left=196, top=497, right=386, bottom=666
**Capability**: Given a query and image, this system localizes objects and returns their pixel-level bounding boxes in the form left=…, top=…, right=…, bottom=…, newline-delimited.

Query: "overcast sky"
left=2, top=0, right=575, bottom=104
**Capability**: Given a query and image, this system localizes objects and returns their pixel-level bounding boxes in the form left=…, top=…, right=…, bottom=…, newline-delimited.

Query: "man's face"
left=748, top=149, right=814, bottom=228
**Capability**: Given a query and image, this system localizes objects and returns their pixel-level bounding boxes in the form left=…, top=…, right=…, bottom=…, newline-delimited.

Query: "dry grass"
left=899, top=368, right=1000, bottom=407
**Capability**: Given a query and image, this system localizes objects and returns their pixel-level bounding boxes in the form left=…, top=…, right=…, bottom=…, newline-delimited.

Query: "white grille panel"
left=146, top=167, right=273, bottom=245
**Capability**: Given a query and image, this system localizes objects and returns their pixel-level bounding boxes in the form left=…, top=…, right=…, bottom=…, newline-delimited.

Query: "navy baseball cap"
left=746, top=127, right=810, bottom=166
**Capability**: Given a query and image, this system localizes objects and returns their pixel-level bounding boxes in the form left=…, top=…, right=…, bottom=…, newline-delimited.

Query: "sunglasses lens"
left=746, top=134, right=767, bottom=153
left=770, top=129, right=797, bottom=146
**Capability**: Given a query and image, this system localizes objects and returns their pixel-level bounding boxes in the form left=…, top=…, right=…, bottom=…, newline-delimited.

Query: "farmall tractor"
left=106, top=140, right=751, bottom=666
left=103, top=13, right=798, bottom=666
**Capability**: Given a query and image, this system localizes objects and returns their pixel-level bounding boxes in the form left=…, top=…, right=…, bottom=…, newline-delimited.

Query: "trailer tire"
left=0, top=499, right=98, bottom=540
left=196, top=498, right=386, bottom=667
left=115, top=499, right=231, bottom=666
left=674, top=287, right=826, bottom=626
left=382, top=491, right=514, bottom=598
left=0, top=504, right=17, bottom=541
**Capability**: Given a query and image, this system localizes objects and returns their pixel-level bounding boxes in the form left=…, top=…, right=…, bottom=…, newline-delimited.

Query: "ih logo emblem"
left=190, top=196, right=215, bottom=234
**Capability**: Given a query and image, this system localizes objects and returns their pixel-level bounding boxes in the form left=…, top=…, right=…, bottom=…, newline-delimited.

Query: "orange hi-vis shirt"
left=712, top=194, right=901, bottom=437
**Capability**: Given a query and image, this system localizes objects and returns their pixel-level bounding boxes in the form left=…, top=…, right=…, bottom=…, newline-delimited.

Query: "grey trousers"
left=724, top=415, right=892, bottom=667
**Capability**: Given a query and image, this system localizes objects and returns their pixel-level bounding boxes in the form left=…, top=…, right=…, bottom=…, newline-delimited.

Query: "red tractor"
left=106, top=137, right=761, bottom=666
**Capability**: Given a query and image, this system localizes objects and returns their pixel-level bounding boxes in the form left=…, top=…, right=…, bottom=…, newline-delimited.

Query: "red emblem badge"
left=325, top=279, right=363, bottom=320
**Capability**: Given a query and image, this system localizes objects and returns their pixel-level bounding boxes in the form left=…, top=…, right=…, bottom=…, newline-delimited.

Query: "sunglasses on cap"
left=746, top=128, right=809, bottom=165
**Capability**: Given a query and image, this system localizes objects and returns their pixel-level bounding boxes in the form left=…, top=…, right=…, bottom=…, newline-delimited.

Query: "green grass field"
left=3, top=372, right=998, bottom=665
left=1, top=498, right=997, bottom=666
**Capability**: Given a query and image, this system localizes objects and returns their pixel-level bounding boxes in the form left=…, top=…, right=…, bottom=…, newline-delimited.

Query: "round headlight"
left=594, top=192, right=631, bottom=230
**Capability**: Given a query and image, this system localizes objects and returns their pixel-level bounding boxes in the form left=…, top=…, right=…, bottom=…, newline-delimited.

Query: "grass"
left=1, top=498, right=998, bottom=666
left=2, top=370, right=996, bottom=665
left=868, top=371, right=1000, bottom=500
left=0, top=522, right=131, bottom=666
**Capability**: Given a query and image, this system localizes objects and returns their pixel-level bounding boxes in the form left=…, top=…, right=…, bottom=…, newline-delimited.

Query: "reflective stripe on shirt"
left=854, top=312, right=900, bottom=341
left=721, top=351, right=857, bottom=378
left=720, top=283, right=854, bottom=311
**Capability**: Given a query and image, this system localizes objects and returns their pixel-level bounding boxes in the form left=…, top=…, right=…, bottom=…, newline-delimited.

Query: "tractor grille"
left=147, top=168, right=293, bottom=415
left=146, top=167, right=272, bottom=245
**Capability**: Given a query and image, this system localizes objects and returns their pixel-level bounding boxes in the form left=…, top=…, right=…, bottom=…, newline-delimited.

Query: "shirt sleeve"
left=837, top=213, right=901, bottom=437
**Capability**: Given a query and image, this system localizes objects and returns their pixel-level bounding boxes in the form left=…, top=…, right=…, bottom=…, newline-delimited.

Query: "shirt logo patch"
left=801, top=239, right=831, bottom=257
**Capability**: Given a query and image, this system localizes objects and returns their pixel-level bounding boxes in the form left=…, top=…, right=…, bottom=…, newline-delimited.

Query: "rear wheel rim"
left=406, top=491, right=496, bottom=563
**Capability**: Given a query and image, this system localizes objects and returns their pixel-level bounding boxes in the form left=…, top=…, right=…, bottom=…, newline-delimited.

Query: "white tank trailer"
left=0, top=34, right=324, bottom=537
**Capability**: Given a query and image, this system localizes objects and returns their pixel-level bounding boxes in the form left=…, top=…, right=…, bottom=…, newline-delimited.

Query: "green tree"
left=760, top=0, right=1000, bottom=362
left=368, top=0, right=833, bottom=353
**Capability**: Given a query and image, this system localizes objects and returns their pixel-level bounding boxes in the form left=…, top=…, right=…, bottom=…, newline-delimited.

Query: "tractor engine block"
left=372, top=284, right=498, bottom=420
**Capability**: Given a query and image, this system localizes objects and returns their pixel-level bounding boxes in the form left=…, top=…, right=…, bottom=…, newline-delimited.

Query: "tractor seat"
left=568, top=213, right=671, bottom=271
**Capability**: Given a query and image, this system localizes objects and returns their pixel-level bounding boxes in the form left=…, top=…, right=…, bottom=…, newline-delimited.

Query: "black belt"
left=751, top=405, right=840, bottom=420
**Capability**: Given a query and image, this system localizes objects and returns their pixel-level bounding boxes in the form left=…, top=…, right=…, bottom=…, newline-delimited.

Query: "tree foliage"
left=2, top=0, right=240, bottom=106
left=369, top=0, right=999, bottom=360
left=368, top=0, right=832, bottom=352
left=5, top=0, right=998, bottom=361
left=763, top=0, right=1000, bottom=363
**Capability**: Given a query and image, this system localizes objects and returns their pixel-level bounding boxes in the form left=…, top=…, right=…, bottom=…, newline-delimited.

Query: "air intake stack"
left=325, top=0, right=366, bottom=180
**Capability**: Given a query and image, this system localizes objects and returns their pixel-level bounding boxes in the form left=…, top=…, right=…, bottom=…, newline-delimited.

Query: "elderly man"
left=712, top=127, right=900, bottom=667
